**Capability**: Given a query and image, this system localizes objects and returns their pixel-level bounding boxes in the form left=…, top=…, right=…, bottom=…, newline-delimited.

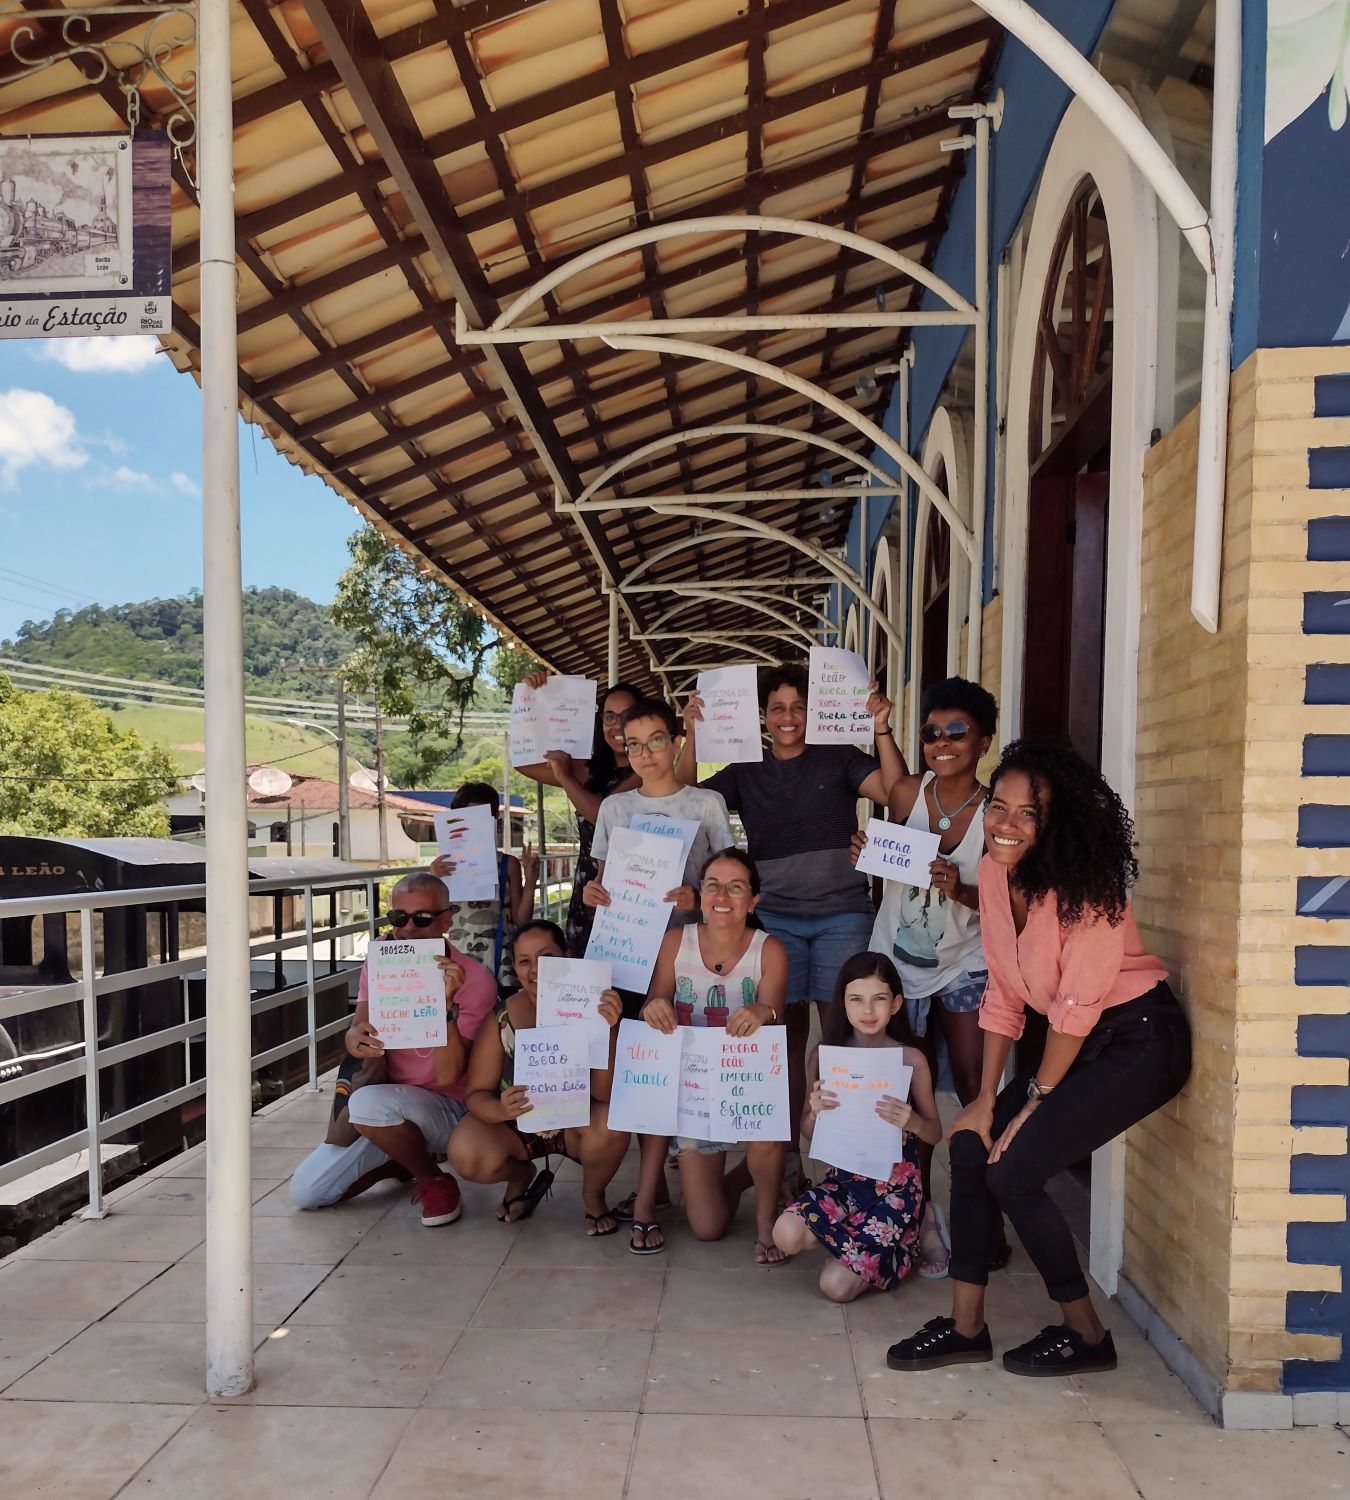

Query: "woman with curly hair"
left=886, top=741, right=1191, bottom=1378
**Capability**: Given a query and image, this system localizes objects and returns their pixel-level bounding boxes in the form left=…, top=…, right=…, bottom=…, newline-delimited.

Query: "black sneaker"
left=886, top=1316, right=994, bottom=1371
left=1003, top=1325, right=1117, bottom=1377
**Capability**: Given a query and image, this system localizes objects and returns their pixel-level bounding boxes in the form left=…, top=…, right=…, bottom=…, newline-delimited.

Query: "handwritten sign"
left=695, top=665, right=762, bottom=764
left=366, top=939, right=446, bottom=1049
left=629, top=812, right=700, bottom=871
left=432, top=802, right=498, bottom=901
left=510, top=675, right=596, bottom=765
left=676, top=1025, right=721, bottom=1139
left=584, top=826, right=687, bottom=991
left=536, top=955, right=613, bottom=1069
left=812, top=1045, right=912, bottom=1180
left=606, top=1019, right=681, bottom=1135
left=512, top=1026, right=592, bottom=1132
left=806, top=646, right=874, bottom=744
left=855, top=817, right=942, bottom=890
left=711, top=1026, right=791, bottom=1140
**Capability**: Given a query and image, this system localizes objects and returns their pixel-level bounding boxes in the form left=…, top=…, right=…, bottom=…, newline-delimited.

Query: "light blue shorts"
left=906, top=970, right=989, bottom=1039
left=757, top=909, right=876, bottom=1004
left=674, top=1136, right=734, bottom=1157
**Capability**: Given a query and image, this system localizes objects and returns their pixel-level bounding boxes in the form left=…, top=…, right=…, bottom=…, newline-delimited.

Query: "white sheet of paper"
left=510, top=676, right=596, bottom=765
left=805, top=645, right=874, bottom=744
left=366, top=938, right=446, bottom=1049
left=432, top=803, right=499, bottom=901
left=512, top=1025, right=592, bottom=1132
left=695, top=665, right=762, bottom=764
left=535, top=955, right=613, bottom=1070
left=584, top=826, right=687, bottom=992
left=606, top=1019, right=681, bottom=1135
left=676, top=1025, right=722, bottom=1139
left=710, top=1026, right=791, bottom=1141
left=628, top=812, right=700, bottom=871
left=855, top=817, right=942, bottom=890
left=811, top=1045, right=912, bottom=1180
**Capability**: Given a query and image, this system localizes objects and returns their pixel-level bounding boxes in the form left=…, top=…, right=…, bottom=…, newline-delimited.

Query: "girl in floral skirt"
left=772, top=952, right=942, bottom=1301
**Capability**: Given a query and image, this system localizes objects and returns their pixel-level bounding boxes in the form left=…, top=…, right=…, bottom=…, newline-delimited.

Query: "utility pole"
left=374, top=699, right=388, bottom=864
left=336, top=678, right=350, bottom=861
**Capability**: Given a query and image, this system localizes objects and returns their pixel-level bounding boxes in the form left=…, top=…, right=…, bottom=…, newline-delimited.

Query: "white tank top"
left=673, top=925, right=767, bottom=1027
left=868, top=772, right=986, bottom=1000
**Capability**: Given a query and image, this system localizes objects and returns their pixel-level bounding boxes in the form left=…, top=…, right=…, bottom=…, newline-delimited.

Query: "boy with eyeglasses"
left=289, top=871, right=497, bottom=1225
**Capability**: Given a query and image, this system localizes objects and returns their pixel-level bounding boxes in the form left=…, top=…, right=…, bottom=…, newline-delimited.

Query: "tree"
left=0, top=673, right=182, bottom=837
left=332, top=525, right=540, bottom=777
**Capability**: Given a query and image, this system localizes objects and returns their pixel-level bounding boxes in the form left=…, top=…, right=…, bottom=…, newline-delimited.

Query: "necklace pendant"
left=937, top=816, right=952, bottom=831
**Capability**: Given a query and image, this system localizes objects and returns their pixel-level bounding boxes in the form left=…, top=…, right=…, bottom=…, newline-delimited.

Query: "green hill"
left=1, top=587, right=352, bottom=698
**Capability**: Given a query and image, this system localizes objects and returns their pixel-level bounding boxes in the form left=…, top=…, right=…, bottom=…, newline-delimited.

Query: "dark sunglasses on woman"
left=384, top=908, right=448, bottom=928
left=920, top=720, right=972, bottom=745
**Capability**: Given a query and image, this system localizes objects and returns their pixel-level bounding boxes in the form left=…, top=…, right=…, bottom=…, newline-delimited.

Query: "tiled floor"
left=3, top=1084, right=1348, bottom=1499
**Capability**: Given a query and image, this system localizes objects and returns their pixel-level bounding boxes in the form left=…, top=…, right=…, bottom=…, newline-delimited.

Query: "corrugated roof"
left=0, top=0, right=1000, bottom=685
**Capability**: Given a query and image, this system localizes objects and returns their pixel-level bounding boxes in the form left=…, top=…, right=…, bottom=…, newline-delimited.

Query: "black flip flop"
left=496, top=1166, right=555, bottom=1223
left=585, top=1211, right=620, bottom=1238
left=611, top=1190, right=672, bottom=1223
left=629, top=1219, right=666, bottom=1256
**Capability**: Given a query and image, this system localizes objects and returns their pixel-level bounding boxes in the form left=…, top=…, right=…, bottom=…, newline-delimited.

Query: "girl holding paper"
left=772, top=953, right=942, bottom=1300
left=639, top=849, right=791, bottom=1265
left=514, top=674, right=643, bottom=957
left=887, top=742, right=1191, bottom=1378
left=450, top=921, right=632, bottom=1236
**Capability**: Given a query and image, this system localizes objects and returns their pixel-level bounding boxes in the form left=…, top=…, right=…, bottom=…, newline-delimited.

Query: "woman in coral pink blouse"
left=886, top=740, right=1191, bottom=1379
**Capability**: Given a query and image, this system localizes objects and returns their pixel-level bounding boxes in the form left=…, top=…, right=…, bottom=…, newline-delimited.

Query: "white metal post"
left=607, top=592, right=620, bottom=684
left=336, top=678, right=350, bottom=861
left=78, top=907, right=105, bottom=1220
left=965, top=98, right=996, bottom=683
left=303, top=887, right=318, bottom=1092
left=200, top=0, right=253, bottom=1400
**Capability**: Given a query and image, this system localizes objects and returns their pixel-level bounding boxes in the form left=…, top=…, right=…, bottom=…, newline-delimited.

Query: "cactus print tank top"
left=673, top=925, right=768, bottom=1028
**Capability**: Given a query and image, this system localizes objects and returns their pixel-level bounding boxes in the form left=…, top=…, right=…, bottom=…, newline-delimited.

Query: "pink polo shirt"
left=976, top=857, right=1168, bottom=1041
left=357, top=941, right=497, bottom=1100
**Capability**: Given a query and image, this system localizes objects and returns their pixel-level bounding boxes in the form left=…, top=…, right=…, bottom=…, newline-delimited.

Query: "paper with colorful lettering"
left=584, top=826, right=687, bottom=991
left=628, top=812, right=700, bottom=871
left=432, top=802, right=498, bottom=901
left=509, top=675, right=596, bottom=765
left=855, top=817, right=942, bottom=890
left=676, top=1025, right=722, bottom=1139
left=535, top=955, right=613, bottom=1070
left=805, top=645, right=874, bottom=744
left=512, top=1025, right=592, bottom=1132
left=695, top=665, right=762, bottom=764
left=811, top=1045, right=912, bottom=1180
left=710, top=1025, right=791, bottom=1141
left=606, top=1019, right=681, bottom=1135
left=366, top=938, right=446, bottom=1049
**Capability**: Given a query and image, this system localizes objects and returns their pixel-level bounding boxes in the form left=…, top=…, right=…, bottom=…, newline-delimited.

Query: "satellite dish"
left=248, top=766, right=294, bottom=797
left=188, top=773, right=207, bottom=793
left=349, top=767, right=380, bottom=794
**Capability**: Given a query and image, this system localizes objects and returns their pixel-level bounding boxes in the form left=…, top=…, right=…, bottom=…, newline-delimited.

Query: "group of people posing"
left=290, top=664, right=1192, bottom=1379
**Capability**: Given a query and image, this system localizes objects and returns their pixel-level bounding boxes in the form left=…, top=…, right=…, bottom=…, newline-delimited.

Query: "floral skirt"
left=784, top=1148, right=925, bottom=1290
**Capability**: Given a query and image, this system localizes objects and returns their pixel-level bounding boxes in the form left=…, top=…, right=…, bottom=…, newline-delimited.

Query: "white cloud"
left=170, top=470, right=200, bottom=497
left=0, top=387, right=87, bottom=488
left=106, top=464, right=160, bottom=491
left=38, top=336, right=160, bottom=374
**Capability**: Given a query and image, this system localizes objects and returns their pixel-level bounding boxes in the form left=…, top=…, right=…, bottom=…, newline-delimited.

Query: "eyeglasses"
left=602, top=711, right=625, bottom=726
left=920, top=720, right=972, bottom=745
left=622, top=733, right=671, bottom=756
left=700, top=878, right=751, bottom=898
left=385, top=908, right=449, bottom=928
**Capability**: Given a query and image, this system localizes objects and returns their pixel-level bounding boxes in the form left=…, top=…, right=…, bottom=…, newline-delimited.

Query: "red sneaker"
left=410, top=1172, right=462, bottom=1226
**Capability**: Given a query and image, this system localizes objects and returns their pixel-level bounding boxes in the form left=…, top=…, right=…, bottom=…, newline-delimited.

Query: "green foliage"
left=490, top=644, right=544, bottom=695
left=332, top=526, right=505, bottom=773
left=1, top=587, right=351, bottom=698
left=0, top=673, right=182, bottom=837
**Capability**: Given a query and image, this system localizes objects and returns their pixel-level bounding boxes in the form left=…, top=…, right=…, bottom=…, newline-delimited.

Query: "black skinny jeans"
left=948, top=981, right=1192, bottom=1304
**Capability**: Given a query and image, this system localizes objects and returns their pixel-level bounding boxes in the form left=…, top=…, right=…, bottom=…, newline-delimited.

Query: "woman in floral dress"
left=773, top=952, right=942, bottom=1300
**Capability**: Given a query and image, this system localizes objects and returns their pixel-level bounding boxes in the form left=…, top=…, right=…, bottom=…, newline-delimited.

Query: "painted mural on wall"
left=1261, top=2, right=1350, bottom=346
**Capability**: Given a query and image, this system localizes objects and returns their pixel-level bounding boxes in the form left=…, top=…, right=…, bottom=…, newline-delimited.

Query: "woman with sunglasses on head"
left=886, top=741, right=1191, bottom=1378
left=640, top=848, right=791, bottom=1265
left=515, top=674, right=643, bottom=957
left=855, top=677, right=1000, bottom=1277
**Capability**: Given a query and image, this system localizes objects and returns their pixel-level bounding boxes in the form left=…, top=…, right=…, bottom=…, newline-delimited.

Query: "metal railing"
left=0, top=852, right=586, bottom=1222
left=0, top=865, right=398, bottom=1218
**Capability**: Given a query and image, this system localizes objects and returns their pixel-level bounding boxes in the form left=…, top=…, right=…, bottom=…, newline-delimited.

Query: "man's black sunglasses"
left=385, top=908, right=449, bottom=928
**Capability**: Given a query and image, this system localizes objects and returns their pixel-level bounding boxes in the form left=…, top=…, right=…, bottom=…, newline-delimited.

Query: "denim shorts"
left=674, top=1136, right=734, bottom=1156
left=907, top=970, right=988, bottom=1039
left=757, top=908, right=876, bottom=1004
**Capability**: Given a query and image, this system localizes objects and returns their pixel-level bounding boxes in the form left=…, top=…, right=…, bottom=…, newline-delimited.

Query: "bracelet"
left=876, top=727, right=893, bottom=737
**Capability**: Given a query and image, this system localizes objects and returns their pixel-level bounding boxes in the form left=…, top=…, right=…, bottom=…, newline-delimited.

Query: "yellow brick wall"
left=1126, top=347, right=1349, bottom=1397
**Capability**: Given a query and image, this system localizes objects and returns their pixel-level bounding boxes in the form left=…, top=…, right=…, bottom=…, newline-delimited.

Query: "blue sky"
left=0, top=335, right=359, bottom=643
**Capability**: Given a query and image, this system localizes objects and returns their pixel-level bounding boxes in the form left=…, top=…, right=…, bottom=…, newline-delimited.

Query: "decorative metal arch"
left=643, top=594, right=820, bottom=647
